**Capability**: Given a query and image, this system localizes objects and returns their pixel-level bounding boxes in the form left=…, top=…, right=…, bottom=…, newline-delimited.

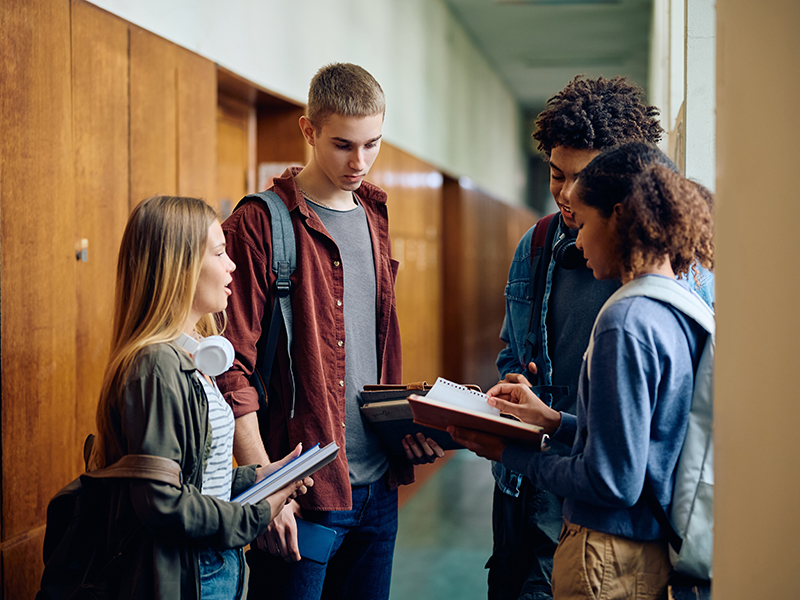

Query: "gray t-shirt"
left=308, top=199, right=389, bottom=486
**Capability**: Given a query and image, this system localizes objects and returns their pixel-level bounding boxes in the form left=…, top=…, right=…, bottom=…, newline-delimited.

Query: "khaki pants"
left=551, top=520, right=670, bottom=600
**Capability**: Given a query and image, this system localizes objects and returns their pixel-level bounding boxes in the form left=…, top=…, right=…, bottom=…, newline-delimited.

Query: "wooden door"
left=0, top=1, right=77, bottom=596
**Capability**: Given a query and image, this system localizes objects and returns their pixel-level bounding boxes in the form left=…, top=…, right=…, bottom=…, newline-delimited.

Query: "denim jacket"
left=493, top=218, right=716, bottom=497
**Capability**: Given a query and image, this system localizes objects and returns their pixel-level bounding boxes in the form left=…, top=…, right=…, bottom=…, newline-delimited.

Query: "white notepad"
left=427, top=377, right=501, bottom=416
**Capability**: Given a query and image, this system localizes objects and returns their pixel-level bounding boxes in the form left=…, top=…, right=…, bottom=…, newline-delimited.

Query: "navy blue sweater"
left=503, top=276, right=707, bottom=541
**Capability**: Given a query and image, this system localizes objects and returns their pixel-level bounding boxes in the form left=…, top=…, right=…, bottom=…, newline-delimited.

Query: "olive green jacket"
left=105, top=342, right=271, bottom=599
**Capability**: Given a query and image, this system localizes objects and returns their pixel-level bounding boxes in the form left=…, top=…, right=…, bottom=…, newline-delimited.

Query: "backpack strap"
left=82, top=434, right=182, bottom=488
left=583, top=276, right=715, bottom=557
left=642, top=477, right=683, bottom=552
left=84, top=454, right=182, bottom=488
left=523, top=213, right=561, bottom=398
left=585, top=276, right=715, bottom=380
left=234, top=191, right=298, bottom=419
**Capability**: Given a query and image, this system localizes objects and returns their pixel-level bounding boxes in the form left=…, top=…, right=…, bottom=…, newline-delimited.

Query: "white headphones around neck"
left=175, top=333, right=235, bottom=377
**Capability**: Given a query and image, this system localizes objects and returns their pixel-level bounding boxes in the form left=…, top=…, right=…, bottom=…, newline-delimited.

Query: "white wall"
left=649, top=0, right=714, bottom=191
left=683, top=0, right=715, bottom=191
left=89, top=0, right=526, bottom=205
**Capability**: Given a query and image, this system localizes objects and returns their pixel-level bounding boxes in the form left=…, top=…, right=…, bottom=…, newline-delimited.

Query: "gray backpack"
left=585, top=276, right=714, bottom=580
left=233, top=191, right=297, bottom=418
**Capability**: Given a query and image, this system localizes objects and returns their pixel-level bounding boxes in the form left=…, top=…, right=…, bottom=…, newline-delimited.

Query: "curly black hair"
left=577, top=142, right=714, bottom=283
left=620, top=165, right=714, bottom=283
left=576, top=142, right=678, bottom=219
left=532, top=75, right=663, bottom=156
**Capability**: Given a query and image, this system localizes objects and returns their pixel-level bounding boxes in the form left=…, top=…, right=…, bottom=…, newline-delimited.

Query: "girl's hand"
left=485, top=382, right=562, bottom=434
left=255, top=443, right=303, bottom=482
left=447, top=426, right=506, bottom=462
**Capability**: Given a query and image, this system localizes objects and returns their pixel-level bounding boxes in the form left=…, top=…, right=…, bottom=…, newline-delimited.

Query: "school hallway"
left=390, top=451, right=495, bottom=600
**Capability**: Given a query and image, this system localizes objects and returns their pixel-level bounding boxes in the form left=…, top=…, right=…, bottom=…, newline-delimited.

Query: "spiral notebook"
left=407, top=378, right=544, bottom=447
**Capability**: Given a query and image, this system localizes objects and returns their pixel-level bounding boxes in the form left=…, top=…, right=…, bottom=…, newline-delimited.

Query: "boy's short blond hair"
left=307, top=63, right=385, bottom=128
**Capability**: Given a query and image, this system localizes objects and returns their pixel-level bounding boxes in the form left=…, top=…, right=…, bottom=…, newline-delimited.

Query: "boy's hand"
left=403, top=432, right=446, bottom=464
left=499, top=362, right=537, bottom=387
left=258, top=498, right=303, bottom=562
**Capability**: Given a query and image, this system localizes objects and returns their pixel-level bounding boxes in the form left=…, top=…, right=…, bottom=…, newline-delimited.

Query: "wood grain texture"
left=0, top=0, right=78, bottom=548
left=442, top=180, right=536, bottom=391
left=177, top=48, right=217, bottom=206
left=217, top=96, right=254, bottom=218
left=257, top=105, right=307, bottom=166
left=460, top=187, right=507, bottom=391
left=2, top=534, right=45, bottom=599
left=371, top=144, right=443, bottom=385
left=129, top=25, right=178, bottom=207
left=442, top=176, right=466, bottom=383
left=71, top=0, right=130, bottom=473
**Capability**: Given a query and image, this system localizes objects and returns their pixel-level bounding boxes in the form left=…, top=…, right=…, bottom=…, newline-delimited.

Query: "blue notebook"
left=232, top=441, right=339, bottom=505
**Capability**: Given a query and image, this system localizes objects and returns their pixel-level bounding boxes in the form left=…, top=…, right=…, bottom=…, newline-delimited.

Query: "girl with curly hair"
left=452, top=142, right=714, bottom=599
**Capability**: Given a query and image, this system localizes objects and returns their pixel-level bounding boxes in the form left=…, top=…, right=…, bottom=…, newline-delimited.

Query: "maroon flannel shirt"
left=217, top=168, right=412, bottom=511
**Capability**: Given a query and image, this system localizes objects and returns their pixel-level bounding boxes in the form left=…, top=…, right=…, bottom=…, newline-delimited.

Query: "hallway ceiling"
left=441, top=0, right=654, bottom=117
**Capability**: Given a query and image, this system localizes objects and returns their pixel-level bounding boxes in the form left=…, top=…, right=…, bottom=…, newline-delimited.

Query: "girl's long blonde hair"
left=93, top=195, right=219, bottom=467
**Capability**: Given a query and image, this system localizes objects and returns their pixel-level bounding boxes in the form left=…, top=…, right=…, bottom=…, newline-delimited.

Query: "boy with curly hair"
left=489, top=75, right=713, bottom=600
left=458, top=141, right=715, bottom=600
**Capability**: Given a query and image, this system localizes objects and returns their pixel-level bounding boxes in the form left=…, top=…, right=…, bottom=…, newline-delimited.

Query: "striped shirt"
left=197, top=373, right=235, bottom=501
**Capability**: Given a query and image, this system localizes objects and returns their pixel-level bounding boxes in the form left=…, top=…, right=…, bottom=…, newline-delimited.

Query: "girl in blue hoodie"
left=451, top=142, right=714, bottom=599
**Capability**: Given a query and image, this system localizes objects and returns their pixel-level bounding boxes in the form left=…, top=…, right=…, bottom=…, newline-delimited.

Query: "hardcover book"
left=360, top=385, right=465, bottom=455
left=406, top=378, right=544, bottom=447
left=232, top=441, right=339, bottom=505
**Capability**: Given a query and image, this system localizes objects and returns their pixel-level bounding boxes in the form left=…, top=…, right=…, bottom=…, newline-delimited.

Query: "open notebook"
left=407, top=378, right=544, bottom=447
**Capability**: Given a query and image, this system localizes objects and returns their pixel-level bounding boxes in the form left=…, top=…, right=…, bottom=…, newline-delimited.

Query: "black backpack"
left=36, top=436, right=182, bottom=599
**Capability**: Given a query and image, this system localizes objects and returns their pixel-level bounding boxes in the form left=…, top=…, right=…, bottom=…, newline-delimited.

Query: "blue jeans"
left=199, top=547, right=245, bottom=600
left=246, top=479, right=398, bottom=600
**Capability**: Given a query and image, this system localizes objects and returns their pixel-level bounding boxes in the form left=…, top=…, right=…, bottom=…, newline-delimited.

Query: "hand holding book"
left=233, top=442, right=339, bottom=506
left=252, top=444, right=314, bottom=514
left=484, top=380, right=563, bottom=436
left=406, top=378, right=544, bottom=447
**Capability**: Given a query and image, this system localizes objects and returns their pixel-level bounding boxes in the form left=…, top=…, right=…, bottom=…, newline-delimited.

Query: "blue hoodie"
left=502, top=276, right=708, bottom=541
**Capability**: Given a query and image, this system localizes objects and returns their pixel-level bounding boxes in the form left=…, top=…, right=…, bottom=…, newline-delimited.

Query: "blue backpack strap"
left=234, top=191, right=297, bottom=418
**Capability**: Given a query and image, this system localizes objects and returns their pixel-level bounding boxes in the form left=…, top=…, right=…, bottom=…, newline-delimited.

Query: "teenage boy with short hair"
left=218, top=63, right=441, bottom=600
left=490, top=75, right=714, bottom=600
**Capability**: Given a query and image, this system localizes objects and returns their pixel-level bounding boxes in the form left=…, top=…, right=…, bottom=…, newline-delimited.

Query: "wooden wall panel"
left=461, top=188, right=509, bottom=390
left=71, top=0, right=130, bottom=467
left=442, top=180, right=537, bottom=391
left=371, top=145, right=443, bottom=384
left=217, top=96, right=254, bottom=218
left=257, top=104, right=307, bottom=182
left=130, top=25, right=219, bottom=209
left=442, top=177, right=466, bottom=384
left=2, top=534, right=44, bottom=600
left=129, top=26, right=178, bottom=206
left=177, top=49, right=217, bottom=207
left=0, top=0, right=77, bottom=574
